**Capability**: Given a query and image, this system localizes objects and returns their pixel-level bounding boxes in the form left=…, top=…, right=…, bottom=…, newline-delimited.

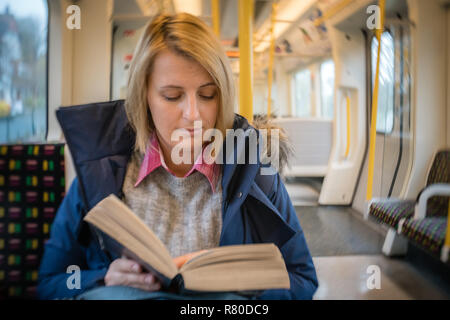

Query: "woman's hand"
left=104, top=256, right=161, bottom=291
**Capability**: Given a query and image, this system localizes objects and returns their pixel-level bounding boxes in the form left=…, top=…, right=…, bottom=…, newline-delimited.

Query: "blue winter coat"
left=37, top=100, right=318, bottom=300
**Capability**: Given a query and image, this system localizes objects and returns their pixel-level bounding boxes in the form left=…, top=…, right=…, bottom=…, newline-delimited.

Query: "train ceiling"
left=112, top=0, right=348, bottom=72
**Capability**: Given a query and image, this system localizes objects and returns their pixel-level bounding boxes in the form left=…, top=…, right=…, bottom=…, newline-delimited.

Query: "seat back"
left=272, top=117, right=332, bottom=177
left=425, top=149, right=450, bottom=216
left=0, top=144, right=65, bottom=299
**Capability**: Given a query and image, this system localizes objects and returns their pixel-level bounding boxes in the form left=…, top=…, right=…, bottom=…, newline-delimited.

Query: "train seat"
left=272, top=118, right=332, bottom=177
left=368, top=149, right=449, bottom=261
left=400, top=217, right=447, bottom=256
left=399, top=150, right=450, bottom=262
left=369, top=200, right=416, bottom=229
left=0, top=144, right=66, bottom=299
left=369, top=150, right=449, bottom=227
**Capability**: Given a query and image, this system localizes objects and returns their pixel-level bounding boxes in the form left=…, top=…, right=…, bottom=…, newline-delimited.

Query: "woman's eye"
left=199, top=93, right=216, bottom=100
left=164, top=96, right=180, bottom=101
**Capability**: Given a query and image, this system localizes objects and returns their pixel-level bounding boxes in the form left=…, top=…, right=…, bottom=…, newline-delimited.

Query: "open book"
left=83, top=194, right=290, bottom=294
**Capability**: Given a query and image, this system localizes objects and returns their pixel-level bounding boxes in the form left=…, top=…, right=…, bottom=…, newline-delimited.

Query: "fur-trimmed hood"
left=252, top=114, right=293, bottom=175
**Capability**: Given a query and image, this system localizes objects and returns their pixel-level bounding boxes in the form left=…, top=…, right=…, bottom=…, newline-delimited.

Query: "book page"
left=173, top=250, right=208, bottom=269
left=181, top=257, right=290, bottom=292
left=178, top=243, right=290, bottom=292
left=179, top=243, right=280, bottom=272
left=84, top=194, right=178, bottom=278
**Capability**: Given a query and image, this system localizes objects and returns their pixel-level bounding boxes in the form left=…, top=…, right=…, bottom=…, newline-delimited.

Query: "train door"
left=367, top=18, right=413, bottom=200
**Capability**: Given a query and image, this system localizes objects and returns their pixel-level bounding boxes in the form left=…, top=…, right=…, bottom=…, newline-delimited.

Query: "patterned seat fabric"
left=369, top=149, right=450, bottom=228
left=0, top=144, right=65, bottom=299
left=423, top=150, right=450, bottom=217
left=369, top=200, right=415, bottom=228
left=400, top=217, right=446, bottom=254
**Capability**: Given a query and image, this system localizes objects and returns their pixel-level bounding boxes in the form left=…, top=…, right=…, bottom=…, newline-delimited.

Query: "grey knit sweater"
left=121, top=150, right=223, bottom=257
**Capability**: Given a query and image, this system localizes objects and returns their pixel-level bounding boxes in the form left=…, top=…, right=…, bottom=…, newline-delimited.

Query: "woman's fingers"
left=130, top=276, right=162, bottom=292
left=115, top=271, right=154, bottom=286
left=106, top=270, right=160, bottom=288
left=115, top=257, right=142, bottom=273
left=105, top=258, right=161, bottom=291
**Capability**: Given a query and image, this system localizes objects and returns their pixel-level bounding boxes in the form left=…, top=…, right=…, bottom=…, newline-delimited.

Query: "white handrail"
left=414, top=183, right=450, bottom=219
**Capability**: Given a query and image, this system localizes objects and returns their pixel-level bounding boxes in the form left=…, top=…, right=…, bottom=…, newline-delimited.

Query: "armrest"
left=414, top=183, right=450, bottom=220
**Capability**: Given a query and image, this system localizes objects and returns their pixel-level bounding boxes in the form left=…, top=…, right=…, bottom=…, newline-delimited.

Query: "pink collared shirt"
left=134, top=134, right=220, bottom=193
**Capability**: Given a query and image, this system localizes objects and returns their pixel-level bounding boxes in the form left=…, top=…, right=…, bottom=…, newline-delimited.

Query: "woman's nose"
left=183, top=93, right=200, bottom=121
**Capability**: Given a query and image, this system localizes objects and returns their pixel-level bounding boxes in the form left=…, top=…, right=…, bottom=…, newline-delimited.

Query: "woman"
left=37, top=13, right=318, bottom=300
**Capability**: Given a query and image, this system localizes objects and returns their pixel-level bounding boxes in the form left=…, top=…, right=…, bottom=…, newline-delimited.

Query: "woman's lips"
left=185, top=128, right=202, bottom=136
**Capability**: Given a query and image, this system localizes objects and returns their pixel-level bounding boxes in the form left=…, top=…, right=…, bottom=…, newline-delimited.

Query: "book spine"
left=168, top=273, right=185, bottom=293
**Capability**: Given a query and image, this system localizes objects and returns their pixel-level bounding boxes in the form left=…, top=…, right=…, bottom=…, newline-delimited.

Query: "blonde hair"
left=125, top=13, right=236, bottom=155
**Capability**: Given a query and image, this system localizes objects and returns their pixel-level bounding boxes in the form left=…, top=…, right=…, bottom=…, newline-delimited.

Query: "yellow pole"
left=238, top=0, right=254, bottom=123
left=314, top=0, right=356, bottom=27
left=366, top=0, right=385, bottom=201
left=267, top=2, right=277, bottom=117
left=345, top=95, right=350, bottom=158
left=211, top=0, right=220, bottom=37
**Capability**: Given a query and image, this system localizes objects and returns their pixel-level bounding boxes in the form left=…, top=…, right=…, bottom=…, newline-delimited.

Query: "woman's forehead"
left=150, top=50, right=214, bottom=86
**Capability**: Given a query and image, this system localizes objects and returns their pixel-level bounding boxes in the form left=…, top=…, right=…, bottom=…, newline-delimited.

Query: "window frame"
left=0, top=0, right=49, bottom=144
left=292, top=66, right=312, bottom=118
left=369, top=29, right=396, bottom=135
left=318, top=58, right=335, bottom=120
left=44, top=0, right=49, bottom=141
left=291, top=57, right=335, bottom=120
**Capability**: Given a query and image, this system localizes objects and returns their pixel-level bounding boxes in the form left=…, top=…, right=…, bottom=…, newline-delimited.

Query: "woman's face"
left=147, top=49, right=219, bottom=159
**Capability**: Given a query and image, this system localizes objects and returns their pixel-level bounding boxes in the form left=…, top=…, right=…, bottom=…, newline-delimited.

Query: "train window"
left=293, top=68, right=311, bottom=117
left=0, top=0, right=48, bottom=143
left=371, top=31, right=395, bottom=134
left=111, top=21, right=146, bottom=100
left=319, top=59, right=335, bottom=119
